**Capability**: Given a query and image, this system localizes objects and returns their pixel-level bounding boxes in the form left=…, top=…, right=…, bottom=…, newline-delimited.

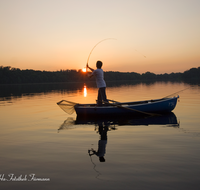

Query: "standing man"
left=87, top=61, right=108, bottom=105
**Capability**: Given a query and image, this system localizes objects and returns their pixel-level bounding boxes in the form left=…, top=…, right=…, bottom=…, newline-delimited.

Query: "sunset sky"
left=0, top=0, right=200, bottom=74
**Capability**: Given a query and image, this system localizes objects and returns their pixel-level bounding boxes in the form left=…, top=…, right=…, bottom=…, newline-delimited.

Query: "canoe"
left=74, top=96, right=179, bottom=116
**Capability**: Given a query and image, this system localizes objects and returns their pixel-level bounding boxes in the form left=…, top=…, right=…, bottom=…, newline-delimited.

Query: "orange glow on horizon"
left=82, top=67, right=87, bottom=72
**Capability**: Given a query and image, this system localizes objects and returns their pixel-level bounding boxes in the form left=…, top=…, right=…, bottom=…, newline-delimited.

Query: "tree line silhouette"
left=0, top=66, right=199, bottom=84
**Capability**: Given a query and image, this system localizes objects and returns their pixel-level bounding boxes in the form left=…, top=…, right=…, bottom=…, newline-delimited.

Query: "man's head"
left=96, top=61, right=103, bottom=69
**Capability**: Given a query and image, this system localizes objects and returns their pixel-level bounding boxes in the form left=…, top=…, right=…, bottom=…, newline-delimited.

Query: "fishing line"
left=86, top=38, right=117, bottom=65
left=135, top=49, right=146, bottom=58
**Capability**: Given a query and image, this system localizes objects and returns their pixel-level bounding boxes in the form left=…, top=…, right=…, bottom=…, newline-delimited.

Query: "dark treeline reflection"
left=0, top=81, right=146, bottom=99
left=0, top=80, right=199, bottom=100
left=0, top=82, right=82, bottom=99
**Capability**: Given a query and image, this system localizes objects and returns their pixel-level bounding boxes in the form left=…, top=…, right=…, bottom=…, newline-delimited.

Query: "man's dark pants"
left=97, top=87, right=108, bottom=105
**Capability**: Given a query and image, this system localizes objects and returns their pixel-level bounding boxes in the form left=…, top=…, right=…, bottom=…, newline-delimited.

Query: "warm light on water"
left=83, top=85, right=87, bottom=97
left=0, top=81, right=200, bottom=190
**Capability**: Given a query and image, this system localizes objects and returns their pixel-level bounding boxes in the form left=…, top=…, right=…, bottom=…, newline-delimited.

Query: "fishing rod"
left=86, top=38, right=116, bottom=69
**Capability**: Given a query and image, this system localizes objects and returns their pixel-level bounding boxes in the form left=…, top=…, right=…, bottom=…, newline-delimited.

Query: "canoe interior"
left=78, top=98, right=169, bottom=107
left=76, top=97, right=177, bottom=107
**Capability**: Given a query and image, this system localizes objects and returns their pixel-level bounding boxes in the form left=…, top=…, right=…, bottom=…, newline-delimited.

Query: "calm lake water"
left=0, top=81, right=200, bottom=190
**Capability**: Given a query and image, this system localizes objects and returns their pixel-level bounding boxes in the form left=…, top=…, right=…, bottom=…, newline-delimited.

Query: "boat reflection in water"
left=58, top=112, right=179, bottom=163
left=74, top=112, right=179, bottom=127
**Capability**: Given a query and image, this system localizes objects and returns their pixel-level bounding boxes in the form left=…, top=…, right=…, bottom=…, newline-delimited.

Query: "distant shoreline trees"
left=0, top=66, right=199, bottom=84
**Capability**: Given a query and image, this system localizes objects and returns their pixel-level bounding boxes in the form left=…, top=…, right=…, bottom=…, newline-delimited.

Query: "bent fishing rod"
left=86, top=38, right=116, bottom=69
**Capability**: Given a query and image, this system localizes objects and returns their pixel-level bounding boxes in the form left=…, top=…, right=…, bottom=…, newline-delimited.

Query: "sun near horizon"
left=82, top=67, right=87, bottom=73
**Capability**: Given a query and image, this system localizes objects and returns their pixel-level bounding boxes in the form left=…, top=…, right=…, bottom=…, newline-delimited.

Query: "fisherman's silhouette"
left=88, top=121, right=109, bottom=162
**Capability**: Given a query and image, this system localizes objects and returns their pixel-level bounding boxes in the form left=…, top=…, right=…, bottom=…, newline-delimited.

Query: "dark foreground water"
left=0, top=81, right=200, bottom=190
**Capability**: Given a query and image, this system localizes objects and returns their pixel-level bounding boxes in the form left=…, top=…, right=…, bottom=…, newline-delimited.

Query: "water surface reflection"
left=0, top=82, right=200, bottom=190
left=58, top=112, right=179, bottom=131
left=58, top=112, right=179, bottom=162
